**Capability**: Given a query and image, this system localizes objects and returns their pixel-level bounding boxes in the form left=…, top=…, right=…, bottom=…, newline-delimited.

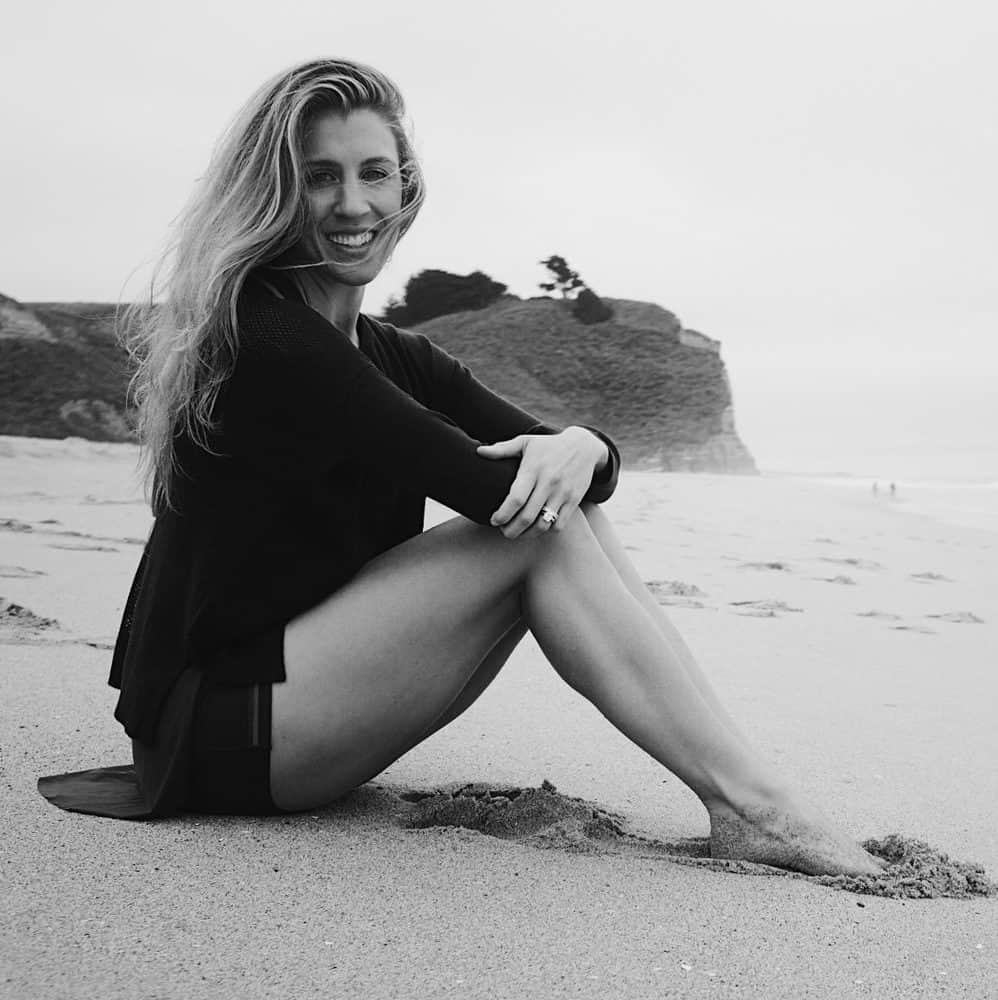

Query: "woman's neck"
left=291, top=272, right=365, bottom=346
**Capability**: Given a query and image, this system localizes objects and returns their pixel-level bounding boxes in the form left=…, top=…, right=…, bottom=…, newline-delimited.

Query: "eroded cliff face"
left=0, top=290, right=757, bottom=474
left=619, top=339, right=756, bottom=473
left=0, top=294, right=130, bottom=440
left=633, top=404, right=757, bottom=473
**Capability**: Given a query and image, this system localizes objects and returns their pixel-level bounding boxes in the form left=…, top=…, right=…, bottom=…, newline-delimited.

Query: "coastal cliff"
left=0, top=294, right=131, bottom=441
left=0, top=290, right=756, bottom=473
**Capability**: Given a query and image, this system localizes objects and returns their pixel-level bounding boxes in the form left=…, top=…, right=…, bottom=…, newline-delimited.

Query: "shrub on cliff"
left=572, top=287, right=614, bottom=325
left=382, top=269, right=507, bottom=326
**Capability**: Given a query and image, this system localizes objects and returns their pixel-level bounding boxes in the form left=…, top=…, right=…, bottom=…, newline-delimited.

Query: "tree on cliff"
left=539, top=254, right=614, bottom=325
left=538, top=255, right=585, bottom=299
left=381, top=269, right=507, bottom=326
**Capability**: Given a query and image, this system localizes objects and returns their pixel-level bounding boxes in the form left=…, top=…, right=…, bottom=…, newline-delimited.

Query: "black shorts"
left=186, top=678, right=289, bottom=816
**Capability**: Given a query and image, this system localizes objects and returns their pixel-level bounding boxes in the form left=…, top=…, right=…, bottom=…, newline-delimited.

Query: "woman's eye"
left=307, top=170, right=338, bottom=186
left=307, top=168, right=392, bottom=186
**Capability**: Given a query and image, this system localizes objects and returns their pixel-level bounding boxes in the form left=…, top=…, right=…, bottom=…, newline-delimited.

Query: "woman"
left=40, top=58, right=881, bottom=877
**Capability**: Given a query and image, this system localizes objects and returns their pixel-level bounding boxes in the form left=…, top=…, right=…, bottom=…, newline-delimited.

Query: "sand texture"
left=2, top=436, right=997, bottom=999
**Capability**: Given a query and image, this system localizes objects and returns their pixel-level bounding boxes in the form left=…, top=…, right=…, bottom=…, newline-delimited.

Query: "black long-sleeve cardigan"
left=38, top=273, right=621, bottom=816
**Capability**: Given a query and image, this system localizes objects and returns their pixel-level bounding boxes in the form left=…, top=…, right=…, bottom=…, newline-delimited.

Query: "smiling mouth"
left=325, top=231, right=375, bottom=248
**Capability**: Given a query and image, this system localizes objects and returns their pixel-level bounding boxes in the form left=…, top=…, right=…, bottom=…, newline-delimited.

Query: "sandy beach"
left=2, top=435, right=996, bottom=999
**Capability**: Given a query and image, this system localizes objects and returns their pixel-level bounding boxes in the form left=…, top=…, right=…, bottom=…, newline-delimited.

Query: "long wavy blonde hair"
left=120, top=58, right=425, bottom=513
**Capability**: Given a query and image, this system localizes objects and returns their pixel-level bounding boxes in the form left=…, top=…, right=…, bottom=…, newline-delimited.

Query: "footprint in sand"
left=739, top=561, right=793, bottom=572
left=926, top=611, right=985, bottom=625
left=645, top=579, right=709, bottom=608
left=890, top=624, right=937, bottom=635
left=48, top=542, right=120, bottom=553
left=79, top=637, right=115, bottom=650
left=819, top=556, right=883, bottom=571
left=911, top=571, right=953, bottom=583
left=390, top=781, right=996, bottom=899
left=82, top=496, right=144, bottom=506
left=857, top=610, right=902, bottom=621
left=0, top=565, right=46, bottom=579
left=813, top=537, right=838, bottom=544
left=813, top=575, right=856, bottom=585
left=1, top=516, right=144, bottom=549
left=0, top=518, right=33, bottom=533
left=729, top=599, right=804, bottom=617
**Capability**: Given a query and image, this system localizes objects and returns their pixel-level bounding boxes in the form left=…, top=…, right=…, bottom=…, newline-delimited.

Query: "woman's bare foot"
left=708, top=791, right=885, bottom=877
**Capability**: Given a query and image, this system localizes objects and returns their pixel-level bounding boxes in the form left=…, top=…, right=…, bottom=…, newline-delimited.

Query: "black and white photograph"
left=2, top=1, right=996, bottom=997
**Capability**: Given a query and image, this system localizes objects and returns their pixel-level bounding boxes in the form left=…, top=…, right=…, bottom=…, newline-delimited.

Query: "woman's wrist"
left=565, top=425, right=610, bottom=472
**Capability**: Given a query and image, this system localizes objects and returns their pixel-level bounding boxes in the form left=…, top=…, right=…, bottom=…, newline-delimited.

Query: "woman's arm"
left=222, top=296, right=579, bottom=527
left=394, top=325, right=621, bottom=506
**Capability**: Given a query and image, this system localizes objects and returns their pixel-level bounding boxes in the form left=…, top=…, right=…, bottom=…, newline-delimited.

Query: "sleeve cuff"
left=576, top=425, right=621, bottom=501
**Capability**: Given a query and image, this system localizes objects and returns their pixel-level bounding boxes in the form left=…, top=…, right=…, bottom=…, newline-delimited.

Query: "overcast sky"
left=3, top=0, right=996, bottom=480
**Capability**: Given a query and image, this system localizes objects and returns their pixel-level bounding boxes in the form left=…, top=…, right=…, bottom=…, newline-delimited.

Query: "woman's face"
left=298, top=107, right=404, bottom=286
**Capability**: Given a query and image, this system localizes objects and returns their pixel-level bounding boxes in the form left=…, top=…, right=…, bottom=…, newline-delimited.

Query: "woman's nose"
left=335, top=177, right=369, bottom=217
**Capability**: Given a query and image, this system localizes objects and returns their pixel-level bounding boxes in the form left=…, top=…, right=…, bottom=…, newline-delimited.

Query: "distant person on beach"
left=39, top=58, right=881, bottom=877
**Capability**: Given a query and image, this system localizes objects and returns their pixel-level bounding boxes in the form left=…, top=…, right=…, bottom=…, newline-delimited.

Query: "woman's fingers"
left=490, top=469, right=544, bottom=536
left=505, top=489, right=556, bottom=540
left=497, top=482, right=583, bottom=540
left=481, top=431, right=594, bottom=538
left=476, top=437, right=525, bottom=460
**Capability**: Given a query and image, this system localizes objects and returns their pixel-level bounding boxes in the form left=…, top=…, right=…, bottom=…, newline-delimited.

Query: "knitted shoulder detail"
left=236, top=289, right=345, bottom=359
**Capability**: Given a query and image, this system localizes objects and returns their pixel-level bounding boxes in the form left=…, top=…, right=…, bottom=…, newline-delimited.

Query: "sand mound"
left=645, top=579, right=706, bottom=598
left=644, top=579, right=709, bottom=609
left=402, top=780, right=630, bottom=852
left=824, top=834, right=998, bottom=899
left=0, top=597, right=59, bottom=631
left=397, top=782, right=997, bottom=899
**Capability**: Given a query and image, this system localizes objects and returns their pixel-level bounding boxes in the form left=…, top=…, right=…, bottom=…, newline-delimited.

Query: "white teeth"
left=327, top=231, right=374, bottom=247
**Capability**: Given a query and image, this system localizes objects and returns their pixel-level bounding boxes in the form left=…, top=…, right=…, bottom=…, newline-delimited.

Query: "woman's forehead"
left=303, top=108, right=398, bottom=161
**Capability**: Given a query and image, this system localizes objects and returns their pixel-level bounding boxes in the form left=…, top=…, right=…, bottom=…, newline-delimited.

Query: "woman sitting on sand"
left=40, top=57, right=880, bottom=877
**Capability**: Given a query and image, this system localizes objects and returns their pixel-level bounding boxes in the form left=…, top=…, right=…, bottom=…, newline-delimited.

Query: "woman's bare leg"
left=412, top=616, right=528, bottom=743
left=521, top=505, right=881, bottom=875
left=272, top=506, right=880, bottom=875
left=579, top=503, right=752, bottom=747
left=375, top=499, right=748, bottom=747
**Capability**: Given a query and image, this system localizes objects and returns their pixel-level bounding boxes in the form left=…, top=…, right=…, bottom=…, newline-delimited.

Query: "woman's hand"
left=476, top=426, right=609, bottom=539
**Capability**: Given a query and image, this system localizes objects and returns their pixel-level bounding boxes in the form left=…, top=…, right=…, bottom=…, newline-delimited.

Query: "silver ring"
left=539, top=506, right=559, bottom=525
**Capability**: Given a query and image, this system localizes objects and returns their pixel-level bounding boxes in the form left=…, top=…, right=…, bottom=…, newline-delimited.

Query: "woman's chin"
left=322, top=262, right=384, bottom=287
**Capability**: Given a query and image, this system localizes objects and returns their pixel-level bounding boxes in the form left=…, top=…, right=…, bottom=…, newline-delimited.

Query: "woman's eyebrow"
left=305, top=155, right=398, bottom=167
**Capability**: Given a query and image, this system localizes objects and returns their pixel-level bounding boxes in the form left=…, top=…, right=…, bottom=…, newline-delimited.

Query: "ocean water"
left=778, top=473, right=998, bottom=536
